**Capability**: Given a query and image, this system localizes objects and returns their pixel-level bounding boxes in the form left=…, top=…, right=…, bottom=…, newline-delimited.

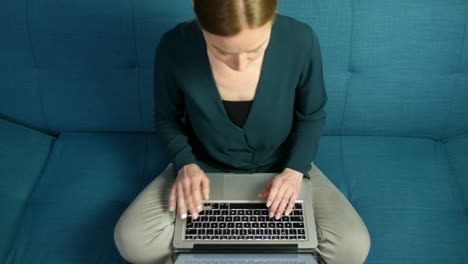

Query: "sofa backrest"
left=1, top=0, right=467, bottom=139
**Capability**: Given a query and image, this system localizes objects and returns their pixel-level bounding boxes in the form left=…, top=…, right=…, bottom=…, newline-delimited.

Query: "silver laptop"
left=172, top=172, right=318, bottom=256
left=175, top=253, right=317, bottom=264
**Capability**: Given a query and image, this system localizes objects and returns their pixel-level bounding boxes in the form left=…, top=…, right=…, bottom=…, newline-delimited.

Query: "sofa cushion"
left=443, top=135, right=468, bottom=214
left=5, top=133, right=467, bottom=263
left=5, top=132, right=170, bottom=263
left=315, top=136, right=468, bottom=264
left=0, top=118, right=54, bottom=262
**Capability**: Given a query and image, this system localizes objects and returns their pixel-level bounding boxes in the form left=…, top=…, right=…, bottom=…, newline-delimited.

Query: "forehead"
left=203, top=23, right=271, bottom=53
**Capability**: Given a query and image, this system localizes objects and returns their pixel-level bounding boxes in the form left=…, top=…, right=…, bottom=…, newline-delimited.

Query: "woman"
left=114, top=1, right=370, bottom=263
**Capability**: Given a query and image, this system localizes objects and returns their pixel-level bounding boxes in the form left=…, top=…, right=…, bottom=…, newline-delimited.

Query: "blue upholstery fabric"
left=0, top=118, right=54, bottom=262
left=0, top=0, right=467, bottom=263
left=5, top=133, right=169, bottom=263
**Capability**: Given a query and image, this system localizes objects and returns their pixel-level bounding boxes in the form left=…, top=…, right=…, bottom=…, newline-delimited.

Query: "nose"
left=232, top=53, right=249, bottom=71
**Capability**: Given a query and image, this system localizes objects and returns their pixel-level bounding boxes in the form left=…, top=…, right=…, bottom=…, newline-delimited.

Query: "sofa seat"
left=5, top=133, right=467, bottom=264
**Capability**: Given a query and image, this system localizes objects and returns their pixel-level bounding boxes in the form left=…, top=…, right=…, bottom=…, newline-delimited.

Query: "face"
left=201, top=21, right=273, bottom=72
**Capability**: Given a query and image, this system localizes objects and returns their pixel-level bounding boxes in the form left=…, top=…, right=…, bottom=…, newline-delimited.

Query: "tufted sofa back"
left=1, top=0, right=467, bottom=139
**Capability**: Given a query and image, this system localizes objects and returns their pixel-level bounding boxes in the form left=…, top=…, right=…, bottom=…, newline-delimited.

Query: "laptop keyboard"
left=184, top=202, right=306, bottom=241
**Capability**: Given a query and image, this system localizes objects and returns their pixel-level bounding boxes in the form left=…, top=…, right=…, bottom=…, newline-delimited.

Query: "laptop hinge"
left=193, top=244, right=298, bottom=252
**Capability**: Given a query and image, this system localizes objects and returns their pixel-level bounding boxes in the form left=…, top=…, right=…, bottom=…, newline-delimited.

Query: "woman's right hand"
left=168, top=163, right=210, bottom=220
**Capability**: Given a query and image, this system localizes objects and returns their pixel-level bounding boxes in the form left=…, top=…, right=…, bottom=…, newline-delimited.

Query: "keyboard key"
left=293, top=223, right=304, bottom=228
left=230, top=203, right=266, bottom=209
left=228, top=223, right=235, bottom=228
left=295, top=203, right=302, bottom=209
left=185, top=235, right=193, bottom=240
left=186, top=229, right=196, bottom=235
left=298, top=235, right=306, bottom=240
left=290, top=216, right=303, bottom=222
left=293, top=210, right=303, bottom=216
left=220, top=203, right=229, bottom=209
left=212, top=203, right=219, bottom=209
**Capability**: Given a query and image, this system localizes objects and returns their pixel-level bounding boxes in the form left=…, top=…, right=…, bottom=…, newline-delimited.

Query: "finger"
left=268, top=184, right=286, bottom=218
left=284, top=192, right=298, bottom=216
left=168, top=183, right=176, bottom=211
left=191, top=180, right=204, bottom=219
left=266, top=180, right=281, bottom=208
left=201, top=175, right=210, bottom=200
left=275, top=190, right=293, bottom=219
left=181, top=177, right=197, bottom=219
left=257, top=182, right=272, bottom=198
left=176, top=182, right=188, bottom=219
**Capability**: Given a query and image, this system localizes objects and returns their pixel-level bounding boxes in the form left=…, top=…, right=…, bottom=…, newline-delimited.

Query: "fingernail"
left=193, top=213, right=198, bottom=219
left=181, top=213, right=187, bottom=219
left=197, top=205, right=203, bottom=212
left=269, top=212, right=274, bottom=218
left=266, top=201, right=272, bottom=207
left=275, top=214, right=280, bottom=220
left=285, top=211, right=290, bottom=216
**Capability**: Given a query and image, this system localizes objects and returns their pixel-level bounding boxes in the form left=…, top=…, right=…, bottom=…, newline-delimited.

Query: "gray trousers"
left=114, top=162, right=371, bottom=264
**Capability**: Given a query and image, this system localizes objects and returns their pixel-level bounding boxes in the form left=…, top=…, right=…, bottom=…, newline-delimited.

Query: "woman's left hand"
left=257, top=168, right=304, bottom=219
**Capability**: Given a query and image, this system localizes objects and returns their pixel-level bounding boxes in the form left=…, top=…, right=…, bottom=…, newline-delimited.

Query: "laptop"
left=175, top=253, right=318, bottom=264
left=172, top=172, right=318, bottom=259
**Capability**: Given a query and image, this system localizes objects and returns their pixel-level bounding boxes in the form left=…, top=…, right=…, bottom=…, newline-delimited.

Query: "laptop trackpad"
left=223, top=175, right=266, bottom=200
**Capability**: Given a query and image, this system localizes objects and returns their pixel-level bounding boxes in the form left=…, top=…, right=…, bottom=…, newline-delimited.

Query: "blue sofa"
left=1, top=0, right=467, bottom=263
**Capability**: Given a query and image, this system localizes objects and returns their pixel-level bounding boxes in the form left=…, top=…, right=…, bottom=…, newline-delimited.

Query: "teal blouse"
left=153, top=14, right=328, bottom=179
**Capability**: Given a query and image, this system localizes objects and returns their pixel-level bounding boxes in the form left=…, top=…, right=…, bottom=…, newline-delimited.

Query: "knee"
left=113, top=211, right=175, bottom=264
left=320, top=219, right=371, bottom=264
left=337, top=221, right=371, bottom=264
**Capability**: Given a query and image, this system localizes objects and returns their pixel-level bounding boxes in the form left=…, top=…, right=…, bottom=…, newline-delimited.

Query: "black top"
left=221, top=100, right=254, bottom=129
